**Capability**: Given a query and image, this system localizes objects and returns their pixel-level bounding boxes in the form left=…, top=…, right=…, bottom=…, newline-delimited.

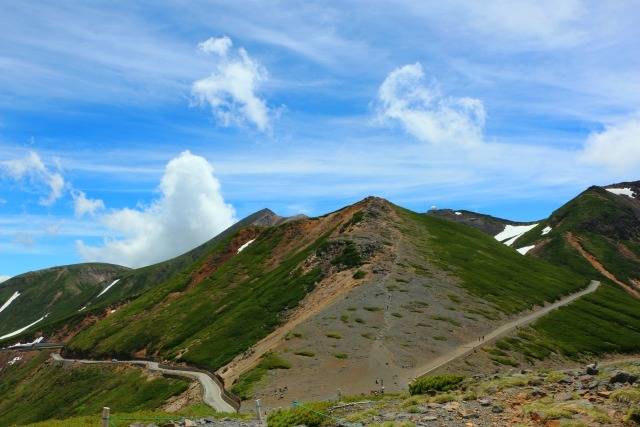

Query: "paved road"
left=413, top=280, right=601, bottom=379
left=50, top=354, right=236, bottom=412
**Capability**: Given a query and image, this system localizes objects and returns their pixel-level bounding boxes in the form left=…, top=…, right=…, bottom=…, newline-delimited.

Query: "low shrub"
left=267, top=401, right=331, bottom=427
left=409, top=374, right=465, bottom=395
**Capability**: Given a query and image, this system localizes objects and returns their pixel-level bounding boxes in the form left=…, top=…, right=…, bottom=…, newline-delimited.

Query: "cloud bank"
left=374, top=63, right=486, bottom=146
left=192, top=36, right=274, bottom=132
left=0, top=276, right=11, bottom=284
left=78, top=151, right=236, bottom=268
left=0, top=151, right=65, bottom=206
left=579, top=118, right=640, bottom=175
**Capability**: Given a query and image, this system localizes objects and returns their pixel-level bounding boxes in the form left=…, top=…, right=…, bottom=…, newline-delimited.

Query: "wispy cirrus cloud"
left=191, top=36, right=277, bottom=132
left=373, top=63, right=486, bottom=147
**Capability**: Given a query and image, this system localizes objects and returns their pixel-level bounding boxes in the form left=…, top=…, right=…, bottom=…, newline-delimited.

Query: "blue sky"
left=1, top=1, right=639, bottom=279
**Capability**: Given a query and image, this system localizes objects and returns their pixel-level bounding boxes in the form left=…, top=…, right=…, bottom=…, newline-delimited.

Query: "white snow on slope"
left=8, top=356, right=22, bottom=366
left=495, top=224, right=538, bottom=246
left=0, top=314, right=48, bottom=340
left=455, top=212, right=462, bottom=215
left=9, top=336, right=44, bottom=348
left=541, top=226, right=552, bottom=235
left=96, top=279, right=120, bottom=298
left=517, top=245, right=536, bottom=255
left=606, top=188, right=635, bottom=198
left=0, top=291, right=20, bottom=314
left=237, top=239, right=255, bottom=253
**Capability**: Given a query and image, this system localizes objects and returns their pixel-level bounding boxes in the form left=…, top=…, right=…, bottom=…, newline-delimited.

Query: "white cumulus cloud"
left=374, top=63, right=486, bottom=147
left=0, top=276, right=12, bottom=284
left=0, top=151, right=65, bottom=206
left=579, top=118, right=640, bottom=175
left=192, top=36, right=274, bottom=132
left=71, top=190, right=105, bottom=218
left=198, top=36, right=233, bottom=56
left=77, top=151, right=236, bottom=268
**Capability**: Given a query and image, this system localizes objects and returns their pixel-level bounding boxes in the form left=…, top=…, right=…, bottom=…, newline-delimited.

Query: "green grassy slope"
left=531, top=283, right=640, bottom=358
left=0, top=264, right=128, bottom=338
left=0, top=209, right=283, bottom=345
left=398, top=207, right=589, bottom=314
left=67, top=222, right=333, bottom=369
left=0, top=352, right=188, bottom=426
left=515, top=185, right=640, bottom=286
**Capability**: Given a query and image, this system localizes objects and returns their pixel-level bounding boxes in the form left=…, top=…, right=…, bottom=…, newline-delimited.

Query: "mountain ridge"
left=1, top=181, right=640, bottom=418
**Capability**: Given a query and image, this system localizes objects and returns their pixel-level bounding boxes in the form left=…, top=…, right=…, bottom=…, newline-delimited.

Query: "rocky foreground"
left=125, top=361, right=640, bottom=427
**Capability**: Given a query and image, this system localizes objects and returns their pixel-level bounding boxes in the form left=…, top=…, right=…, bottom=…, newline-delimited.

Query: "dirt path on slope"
left=566, top=232, right=640, bottom=299
left=50, top=354, right=236, bottom=412
left=412, top=280, right=600, bottom=379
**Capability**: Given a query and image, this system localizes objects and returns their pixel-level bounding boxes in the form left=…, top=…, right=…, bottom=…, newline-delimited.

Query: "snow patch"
left=517, top=245, right=536, bottom=255
left=455, top=212, right=462, bottom=215
left=0, top=291, right=20, bottom=314
left=9, top=336, right=44, bottom=348
left=78, top=306, right=87, bottom=312
left=495, top=224, right=538, bottom=246
left=0, top=314, right=48, bottom=340
left=237, top=239, right=256, bottom=253
left=8, top=356, right=22, bottom=366
left=541, top=226, right=552, bottom=235
left=606, top=187, right=635, bottom=198
left=96, top=279, right=120, bottom=298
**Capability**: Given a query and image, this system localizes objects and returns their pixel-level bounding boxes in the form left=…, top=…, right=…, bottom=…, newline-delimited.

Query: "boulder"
left=585, top=363, right=599, bottom=375
left=610, top=371, right=632, bottom=384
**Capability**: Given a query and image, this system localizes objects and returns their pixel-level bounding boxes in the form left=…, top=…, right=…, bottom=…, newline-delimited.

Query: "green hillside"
left=0, top=209, right=282, bottom=345
left=0, top=352, right=188, bottom=426
left=0, top=263, right=127, bottom=338
left=66, top=198, right=595, bottom=372
left=514, top=185, right=640, bottom=285
left=67, top=222, right=331, bottom=369
left=399, top=207, right=589, bottom=313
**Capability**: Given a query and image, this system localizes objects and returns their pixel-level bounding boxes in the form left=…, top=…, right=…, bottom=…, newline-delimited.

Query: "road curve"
left=50, top=354, right=236, bottom=412
left=413, top=280, right=601, bottom=379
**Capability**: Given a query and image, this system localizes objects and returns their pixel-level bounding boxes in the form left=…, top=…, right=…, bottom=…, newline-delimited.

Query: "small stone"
left=530, top=410, right=547, bottom=423
left=478, top=398, right=492, bottom=406
left=492, top=405, right=504, bottom=413
left=184, top=420, right=197, bottom=427
left=530, top=388, right=546, bottom=397
left=422, top=415, right=438, bottom=421
left=558, top=376, right=573, bottom=384
left=554, top=392, right=572, bottom=402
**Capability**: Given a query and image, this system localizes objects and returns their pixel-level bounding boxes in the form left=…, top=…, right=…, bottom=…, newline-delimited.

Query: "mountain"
left=59, top=196, right=592, bottom=402
left=2, top=183, right=640, bottom=420
left=0, top=263, right=128, bottom=339
left=0, top=208, right=293, bottom=343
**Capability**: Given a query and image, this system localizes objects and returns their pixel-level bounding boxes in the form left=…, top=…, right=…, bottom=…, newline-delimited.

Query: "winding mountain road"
left=413, top=280, right=601, bottom=379
left=50, top=354, right=236, bottom=412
